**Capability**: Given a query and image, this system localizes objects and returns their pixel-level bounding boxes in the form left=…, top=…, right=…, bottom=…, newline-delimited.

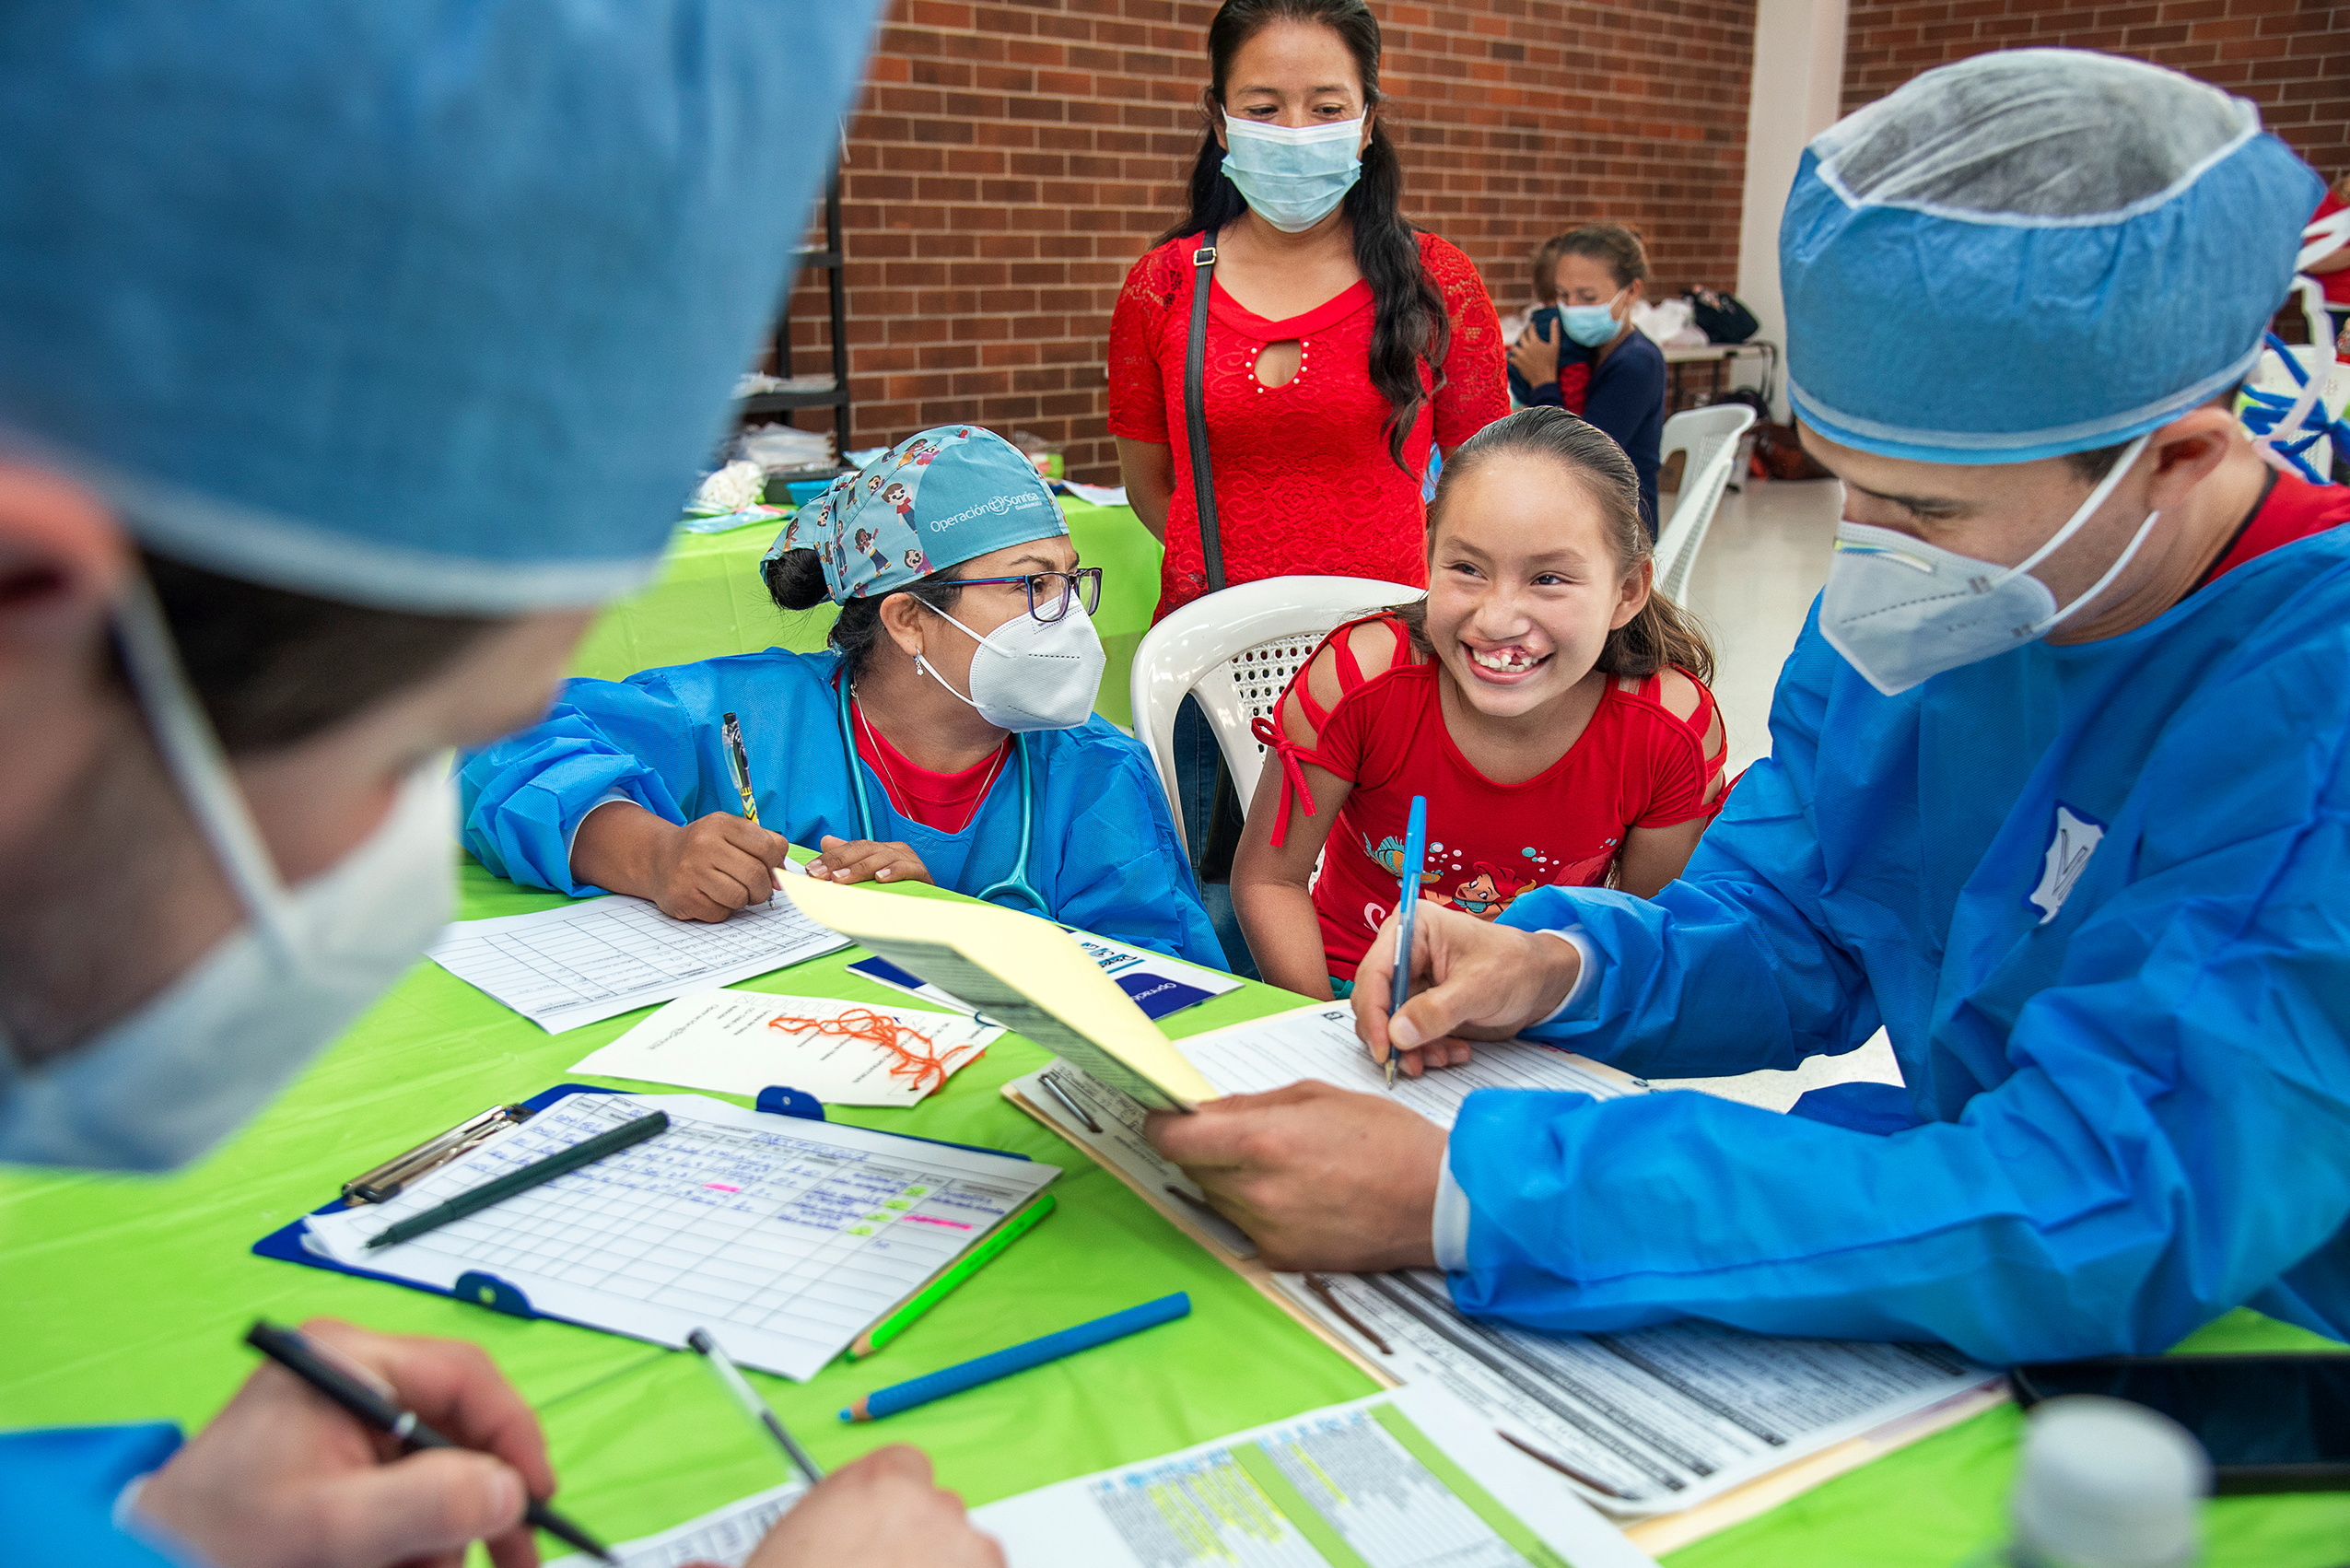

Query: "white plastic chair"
left=1652, top=403, right=1756, bottom=604
left=1130, top=575, right=1423, bottom=843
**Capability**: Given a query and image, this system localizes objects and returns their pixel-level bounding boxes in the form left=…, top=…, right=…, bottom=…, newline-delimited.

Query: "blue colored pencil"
left=1386, top=795, right=1430, bottom=1088
left=840, top=1292, right=1190, bottom=1422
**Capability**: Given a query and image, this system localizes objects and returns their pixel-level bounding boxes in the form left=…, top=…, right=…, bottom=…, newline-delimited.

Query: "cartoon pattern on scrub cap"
left=1779, top=49, right=2321, bottom=466
left=760, top=426, right=1067, bottom=603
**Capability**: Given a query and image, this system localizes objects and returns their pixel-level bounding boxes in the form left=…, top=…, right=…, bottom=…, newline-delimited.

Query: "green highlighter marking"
left=1370, top=1404, right=1577, bottom=1568
left=1229, top=1442, right=1372, bottom=1568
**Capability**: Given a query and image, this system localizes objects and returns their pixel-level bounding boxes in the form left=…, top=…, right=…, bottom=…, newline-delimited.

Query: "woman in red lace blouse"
left=1108, top=0, right=1508, bottom=620
left=1107, top=0, right=1507, bottom=977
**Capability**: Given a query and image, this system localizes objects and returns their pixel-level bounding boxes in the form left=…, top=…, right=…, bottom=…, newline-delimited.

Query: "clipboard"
left=253, top=1082, right=1031, bottom=1325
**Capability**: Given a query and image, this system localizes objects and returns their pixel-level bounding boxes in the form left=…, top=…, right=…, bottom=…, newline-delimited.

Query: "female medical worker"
left=1150, top=51, right=2350, bottom=1367
left=462, top=426, right=1223, bottom=967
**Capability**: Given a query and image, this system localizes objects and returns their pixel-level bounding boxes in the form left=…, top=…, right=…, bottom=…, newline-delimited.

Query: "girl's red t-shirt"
left=1107, top=231, right=1509, bottom=620
left=1261, top=615, right=1724, bottom=977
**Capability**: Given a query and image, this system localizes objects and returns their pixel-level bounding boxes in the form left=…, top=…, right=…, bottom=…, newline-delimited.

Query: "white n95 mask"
left=1820, top=434, right=2159, bottom=696
left=918, top=600, right=1106, bottom=732
left=0, top=578, right=457, bottom=1172
left=1221, top=116, right=1364, bottom=233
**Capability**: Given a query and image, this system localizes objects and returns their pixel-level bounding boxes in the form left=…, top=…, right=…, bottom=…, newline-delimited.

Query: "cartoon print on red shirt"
left=1444, top=859, right=1541, bottom=919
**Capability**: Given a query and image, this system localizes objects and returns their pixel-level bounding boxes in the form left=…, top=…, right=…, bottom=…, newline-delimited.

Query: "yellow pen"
left=722, top=710, right=760, bottom=825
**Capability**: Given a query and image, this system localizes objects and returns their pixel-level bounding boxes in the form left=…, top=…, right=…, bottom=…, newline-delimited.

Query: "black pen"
left=245, top=1320, right=616, bottom=1563
left=365, top=1109, right=669, bottom=1250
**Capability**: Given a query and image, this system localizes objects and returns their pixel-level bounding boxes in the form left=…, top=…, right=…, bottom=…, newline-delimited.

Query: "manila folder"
left=783, top=877, right=1216, bottom=1110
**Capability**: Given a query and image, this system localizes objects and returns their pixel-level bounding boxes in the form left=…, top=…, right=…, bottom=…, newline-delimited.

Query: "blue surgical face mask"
left=1561, top=289, right=1626, bottom=347
left=1220, top=115, right=1363, bottom=233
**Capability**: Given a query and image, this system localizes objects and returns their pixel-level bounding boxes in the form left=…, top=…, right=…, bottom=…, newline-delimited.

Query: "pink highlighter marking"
left=902, top=1213, right=973, bottom=1231
left=705, top=1183, right=742, bottom=1193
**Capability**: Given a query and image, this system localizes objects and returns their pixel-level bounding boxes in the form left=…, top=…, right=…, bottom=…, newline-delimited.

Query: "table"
left=568, top=498, right=1165, bottom=731
left=1663, top=340, right=1779, bottom=416
left=3, top=861, right=2346, bottom=1566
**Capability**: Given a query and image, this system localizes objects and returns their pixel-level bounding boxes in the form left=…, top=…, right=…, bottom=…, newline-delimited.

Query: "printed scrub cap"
left=1782, top=50, right=2321, bottom=465
left=764, top=427, right=1066, bottom=603
left=0, top=0, right=883, bottom=613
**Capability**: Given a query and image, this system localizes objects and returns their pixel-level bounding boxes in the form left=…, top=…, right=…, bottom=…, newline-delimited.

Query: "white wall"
left=1736, top=0, right=1850, bottom=420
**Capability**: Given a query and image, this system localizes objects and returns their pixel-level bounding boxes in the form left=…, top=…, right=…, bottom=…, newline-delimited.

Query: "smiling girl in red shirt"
left=1232, top=406, right=1728, bottom=999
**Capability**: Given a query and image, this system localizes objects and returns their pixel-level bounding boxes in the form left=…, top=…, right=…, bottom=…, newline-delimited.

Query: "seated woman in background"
left=1507, top=225, right=1668, bottom=532
left=461, top=425, right=1224, bottom=966
left=1232, top=407, right=1725, bottom=1000
left=1504, top=232, right=1596, bottom=415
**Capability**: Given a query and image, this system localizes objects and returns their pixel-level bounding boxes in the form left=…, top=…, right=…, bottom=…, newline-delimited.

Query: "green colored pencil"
left=847, top=1193, right=1057, bottom=1360
left=365, top=1110, right=670, bottom=1250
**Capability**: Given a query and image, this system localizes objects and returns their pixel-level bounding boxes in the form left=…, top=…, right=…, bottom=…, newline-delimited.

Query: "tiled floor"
left=1642, top=474, right=1903, bottom=1111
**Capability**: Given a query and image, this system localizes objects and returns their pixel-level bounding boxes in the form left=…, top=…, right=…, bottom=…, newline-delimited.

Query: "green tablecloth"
left=568, top=499, right=1164, bottom=730
left=3, top=860, right=2346, bottom=1565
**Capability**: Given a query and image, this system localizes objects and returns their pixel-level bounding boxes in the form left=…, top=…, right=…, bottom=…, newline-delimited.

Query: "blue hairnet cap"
left=0, top=1, right=882, bottom=612
left=763, top=427, right=1066, bottom=602
left=1782, top=50, right=2321, bottom=465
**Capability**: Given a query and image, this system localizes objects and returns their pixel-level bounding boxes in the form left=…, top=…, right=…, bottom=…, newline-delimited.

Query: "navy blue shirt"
left=1528, top=328, right=1667, bottom=534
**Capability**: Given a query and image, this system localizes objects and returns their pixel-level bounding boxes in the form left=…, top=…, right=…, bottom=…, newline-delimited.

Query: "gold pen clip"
left=341, top=1104, right=533, bottom=1205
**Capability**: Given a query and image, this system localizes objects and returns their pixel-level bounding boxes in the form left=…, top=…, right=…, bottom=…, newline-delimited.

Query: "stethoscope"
left=832, top=668, right=1051, bottom=919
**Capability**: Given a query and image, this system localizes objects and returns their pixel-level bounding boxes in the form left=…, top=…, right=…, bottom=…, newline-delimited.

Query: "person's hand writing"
left=1147, top=1082, right=1444, bottom=1271
left=1508, top=316, right=1562, bottom=391
left=734, top=1446, right=1002, bottom=1568
left=137, top=1318, right=551, bottom=1568
left=806, top=835, right=934, bottom=887
left=646, top=813, right=789, bottom=921
left=1353, top=905, right=1581, bottom=1076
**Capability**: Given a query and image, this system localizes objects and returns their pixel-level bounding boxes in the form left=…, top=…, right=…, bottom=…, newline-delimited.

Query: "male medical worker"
left=0, top=5, right=998, bottom=1565
left=1152, top=50, right=2350, bottom=1366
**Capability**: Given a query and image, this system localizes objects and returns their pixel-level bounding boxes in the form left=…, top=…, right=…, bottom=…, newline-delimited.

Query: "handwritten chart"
left=427, top=894, right=849, bottom=1033
left=305, top=1093, right=1056, bottom=1380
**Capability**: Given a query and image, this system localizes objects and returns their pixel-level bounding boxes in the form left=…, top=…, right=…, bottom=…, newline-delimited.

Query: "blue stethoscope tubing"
left=833, top=671, right=1051, bottom=919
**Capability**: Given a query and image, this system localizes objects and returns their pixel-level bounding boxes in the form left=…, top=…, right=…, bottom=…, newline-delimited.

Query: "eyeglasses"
left=950, top=568, right=1104, bottom=623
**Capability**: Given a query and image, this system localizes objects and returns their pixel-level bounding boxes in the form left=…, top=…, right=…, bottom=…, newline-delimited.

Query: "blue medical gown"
left=460, top=649, right=1224, bottom=969
left=1453, top=532, right=2350, bottom=1363
left=4, top=1424, right=185, bottom=1566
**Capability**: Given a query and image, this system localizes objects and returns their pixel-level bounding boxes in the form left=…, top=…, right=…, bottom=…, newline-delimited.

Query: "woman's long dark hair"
left=1396, top=407, right=1714, bottom=685
left=1158, top=0, right=1448, bottom=474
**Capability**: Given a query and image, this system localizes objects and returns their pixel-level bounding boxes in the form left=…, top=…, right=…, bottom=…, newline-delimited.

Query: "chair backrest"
left=1652, top=403, right=1756, bottom=604
left=1129, top=575, right=1423, bottom=843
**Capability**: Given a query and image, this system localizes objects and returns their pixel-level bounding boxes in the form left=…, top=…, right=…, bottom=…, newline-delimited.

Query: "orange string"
left=765, top=1007, right=982, bottom=1094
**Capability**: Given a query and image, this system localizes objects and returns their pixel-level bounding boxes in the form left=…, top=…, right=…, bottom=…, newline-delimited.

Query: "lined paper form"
left=304, top=1092, right=1056, bottom=1380
left=1175, top=1003, right=1641, bottom=1129
left=427, top=893, right=849, bottom=1033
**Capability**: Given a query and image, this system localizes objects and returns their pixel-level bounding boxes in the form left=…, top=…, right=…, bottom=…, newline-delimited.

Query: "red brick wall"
left=772, top=0, right=1755, bottom=484
left=1841, top=0, right=2350, bottom=181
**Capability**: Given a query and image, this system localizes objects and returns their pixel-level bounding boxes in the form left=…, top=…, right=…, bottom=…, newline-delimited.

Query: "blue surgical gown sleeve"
left=458, top=673, right=700, bottom=895
left=1447, top=595, right=2350, bottom=1364
left=1040, top=729, right=1225, bottom=970
left=5, top=1423, right=190, bottom=1568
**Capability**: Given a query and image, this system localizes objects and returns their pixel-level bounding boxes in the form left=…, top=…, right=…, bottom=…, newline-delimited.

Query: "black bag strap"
left=1185, top=234, right=1226, bottom=593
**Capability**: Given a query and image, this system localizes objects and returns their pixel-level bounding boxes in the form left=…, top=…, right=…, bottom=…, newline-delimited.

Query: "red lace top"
left=1257, top=614, right=1725, bottom=977
left=1108, top=231, right=1509, bottom=619
left=849, top=696, right=1010, bottom=834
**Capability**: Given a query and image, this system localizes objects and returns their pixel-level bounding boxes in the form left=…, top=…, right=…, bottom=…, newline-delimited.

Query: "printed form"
left=303, top=1091, right=1055, bottom=1380
left=1280, top=1270, right=1996, bottom=1518
left=427, top=890, right=849, bottom=1033
left=554, top=1387, right=1655, bottom=1568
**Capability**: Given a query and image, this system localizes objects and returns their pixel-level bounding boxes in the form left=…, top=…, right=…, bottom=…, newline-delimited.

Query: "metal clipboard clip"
left=340, top=1103, right=534, bottom=1205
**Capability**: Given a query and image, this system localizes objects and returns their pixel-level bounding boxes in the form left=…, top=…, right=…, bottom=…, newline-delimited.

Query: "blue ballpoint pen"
left=1386, top=795, right=1429, bottom=1089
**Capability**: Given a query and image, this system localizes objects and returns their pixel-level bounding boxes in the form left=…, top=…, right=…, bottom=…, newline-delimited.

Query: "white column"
left=1736, top=0, right=1849, bottom=419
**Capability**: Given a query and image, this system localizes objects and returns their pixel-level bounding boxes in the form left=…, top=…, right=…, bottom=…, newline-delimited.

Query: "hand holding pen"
left=134, top=1317, right=568, bottom=1568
